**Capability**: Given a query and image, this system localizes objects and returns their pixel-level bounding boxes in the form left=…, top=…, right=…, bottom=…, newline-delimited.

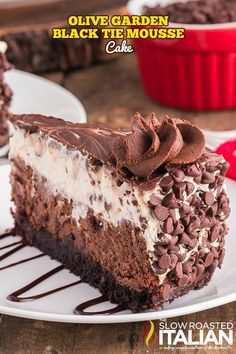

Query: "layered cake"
left=9, top=113, right=230, bottom=312
left=0, top=41, right=13, bottom=148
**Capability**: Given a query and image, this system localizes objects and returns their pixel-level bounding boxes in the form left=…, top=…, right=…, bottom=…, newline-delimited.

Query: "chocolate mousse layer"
left=9, top=113, right=230, bottom=312
left=144, top=0, right=236, bottom=25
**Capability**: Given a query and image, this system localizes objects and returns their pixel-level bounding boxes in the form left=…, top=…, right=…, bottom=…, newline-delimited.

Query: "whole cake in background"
left=0, top=41, right=13, bottom=148
left=9, top=113, right=230, bottom=312
left=143, top=0, right=236, bottom=24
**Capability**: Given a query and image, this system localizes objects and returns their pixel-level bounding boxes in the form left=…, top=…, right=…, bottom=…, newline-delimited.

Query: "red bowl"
left=127, top=0, right=236, bottom=111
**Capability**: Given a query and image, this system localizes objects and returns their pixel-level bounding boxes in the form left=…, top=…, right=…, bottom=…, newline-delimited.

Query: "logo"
left=143, top=320, right=234, bottom=350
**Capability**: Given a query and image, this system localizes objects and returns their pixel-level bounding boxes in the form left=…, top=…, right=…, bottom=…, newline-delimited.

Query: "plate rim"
left=5, top=69, right=87, bottom=124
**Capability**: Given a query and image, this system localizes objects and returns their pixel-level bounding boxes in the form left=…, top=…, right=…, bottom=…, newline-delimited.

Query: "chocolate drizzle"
left=0, top=232, right=124, bottom=315
left=10, top=113, right=205, bottom=181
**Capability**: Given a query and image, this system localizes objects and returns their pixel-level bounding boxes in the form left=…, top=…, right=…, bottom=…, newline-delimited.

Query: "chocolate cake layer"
left=9, top=114, right=230, bottom=312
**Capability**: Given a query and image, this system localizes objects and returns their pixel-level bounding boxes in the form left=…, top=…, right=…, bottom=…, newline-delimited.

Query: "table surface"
left=1, top=53, right=236, bottom=354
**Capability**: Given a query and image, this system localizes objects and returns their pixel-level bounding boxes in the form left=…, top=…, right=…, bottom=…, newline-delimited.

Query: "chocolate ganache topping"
left=112, top=113, right=205, bottom=179
left=11, top=113, right=205, bottom=180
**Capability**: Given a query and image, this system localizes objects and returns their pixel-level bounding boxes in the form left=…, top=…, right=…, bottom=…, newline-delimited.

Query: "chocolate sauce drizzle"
left=0, top=232, right=124, bottom=316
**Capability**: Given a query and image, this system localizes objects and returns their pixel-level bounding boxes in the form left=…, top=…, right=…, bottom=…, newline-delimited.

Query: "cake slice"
left=9, top=113, right=230, bottom=312
left=0, top=41, right=13, bottom=148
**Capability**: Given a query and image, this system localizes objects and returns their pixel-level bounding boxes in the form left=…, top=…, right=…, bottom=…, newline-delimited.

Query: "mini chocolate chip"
left=172, top=169, right=185, bottom=183
left=194, top=174, right=202, bottom=184
left=186, top=181, right=194, bottom=195
left=178, top=274, right=189, bottom=287
left=188, top=230, right=198, bottom=239
left=162, top=193, right=179, bottom=208
left=221, top=162, right=230, bottom=176
left=190, top=194, right=202, bottom=208
left=203, top=191, right=214, bottom=206
left=154, top=245, right=167, bottom=256
left=160, top=176, right=174, bottom=192
left=210, top=246, right=218, bottom=257
left=219, top=249, right=225, bottom=266
left=162, top=217, right=174, bottom=234
left=181, top=214, right=191, bottom=226
left=170, top=253, right=178, bottom=268
left=204, top=252, right=214, bottom=267
left=154, top=205, right=169, bottom=221
left=196, top=259, right=205, bottom=275
left=171, top=245, right=180, bottom=253
left=208, top=259, right=219, bottom=272
left=159, top=253, right=171, bottom=269
left=179, top=232, right=191, bottom=245
left=186, top=164, right=201, bottom=177
left=182, top=261, right=192, bottom=274
left=177, top=252, right=186, bottom=262
left=169, top=236, right=178, bottom=248
left=210, top=224, right=219, bottom=242
left=153, top=262, right=167, bottom=274
left=206, top=203, right=218, bottom=217
left=157, top=233, right=170, bottom=245
left=149, top=195, right=162, bottom=206
left=173, top=220, right=184, bottom=235
left=180, top=203, right=191, bottom=216
left=201, top=171, right=215, bottom=184
left=206, top=161, right=220, bottom=173
left=169, top=208, right=177, bottom=222
left=173, top=182, right=186, bottom=199
left=188, top=238, right=198, bottom=249
left=175, top=262, right=183, bottom=278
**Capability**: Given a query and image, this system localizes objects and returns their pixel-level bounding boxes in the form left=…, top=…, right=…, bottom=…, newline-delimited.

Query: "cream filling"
left=0, top=41, right=7, bottom=54
left=9, top=128, right=226, bottom=285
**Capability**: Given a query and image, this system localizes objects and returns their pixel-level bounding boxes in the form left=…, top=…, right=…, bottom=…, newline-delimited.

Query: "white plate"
left=0, top=164, right=235, bottom=323
left=0, top=69, right=87, bottom=157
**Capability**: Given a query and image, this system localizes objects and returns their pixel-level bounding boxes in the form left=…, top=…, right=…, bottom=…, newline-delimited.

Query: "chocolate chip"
left=169, top=236, right=178, bottom=249
left=170, top=253, right=178, bottom=268
left=219, top=248, right=225, bottom=266
left=180, top=203, right=191, bottom=216
left=188, top=230, right=198, bottom=239
left=162, top=217, right=174, bottom=234
left=190, top=194, right=202, bottom=208
left=210, top=224, right=219, bottom=242
left=154, top=245, right=167, bottom=256
left=194, top=174, right=202, bottom=184
left=177, top=251, right=186, bottom=262
left=149, top=195, right=162, bottom=206
left=196, top=259, right=205, bottom=275
left=153, top=262, right=167, bottom=274
left=204, top=252, right=214, bottom=267
left=182, top=261, right=192, bottom=273
left=175, top=262, right=183, bottom=278
left=206, top=203, right=218, bottom=217
left=159, top=253, right=171, bottom=269
left=173, top=220, right=184, bottom=235
left=160, top=176, right=174, bottom=192
left=179, top=232, right=191, bottom=245
left=154, top=205, right=169, bottom=221
left=221, top=162, right=230, bottom=176
left=173, top=182, right=186, bottom=199
left=186, top=164, right=201, bottom=177
left=162, top=193, right=179, bottom=208
left=181, top=214, right=191, bottom=226
left=178, top=275, right=189, bottom=287
left=188, top=238, right=198, bottom=249
left=201, top=171, right=215, bottom=184
left=172, top=169, right=185, bottom=183
left=206, top=161, right=220, bottom=173
left=169, top=209, right=177, bottom=223
left=157, top=233, right=170, bottom=245
left=208, top=259, right=219, bottom=272
left=203, top=191, right=214, bottom=206
left=186, top=181, right=194, bottom=195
